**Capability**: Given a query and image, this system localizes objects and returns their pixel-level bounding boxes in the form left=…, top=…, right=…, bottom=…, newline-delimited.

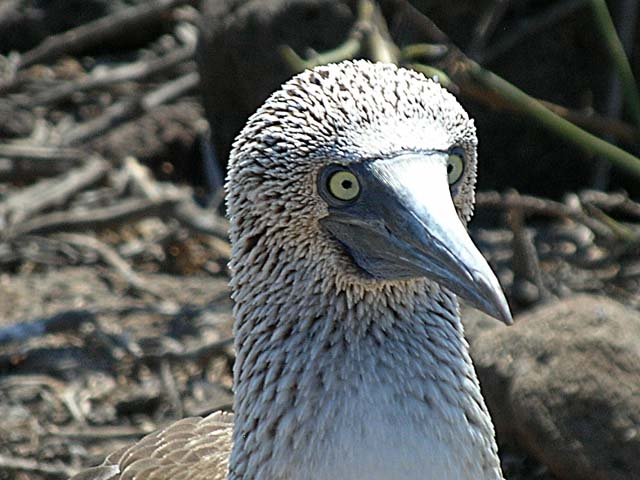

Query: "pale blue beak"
left=320, top=152, right=512, bottom=325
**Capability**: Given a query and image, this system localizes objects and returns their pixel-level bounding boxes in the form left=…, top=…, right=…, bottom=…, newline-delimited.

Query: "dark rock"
left=464, top=295, right=640, bottom=480
left=196, top=0, right=359, bottom=170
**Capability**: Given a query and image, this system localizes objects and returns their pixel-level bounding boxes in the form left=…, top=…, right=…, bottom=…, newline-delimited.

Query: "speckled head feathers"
left=228, top=61, right=477, bottom=214
left=226, top=60, right=479, bottom=288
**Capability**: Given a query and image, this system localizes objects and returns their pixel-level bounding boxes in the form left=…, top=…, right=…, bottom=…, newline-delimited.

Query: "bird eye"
left=327, top=169, right=360, bottom=201
left=447, top=150, right=465, bottom=185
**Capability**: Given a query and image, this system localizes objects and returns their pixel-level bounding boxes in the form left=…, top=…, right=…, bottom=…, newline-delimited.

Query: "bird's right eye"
left=327, top=169, right=360, bottom=202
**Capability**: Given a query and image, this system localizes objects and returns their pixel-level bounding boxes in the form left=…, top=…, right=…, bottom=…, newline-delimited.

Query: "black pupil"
left=447, top=163, right=454, bottom=174
left=341, top=179, right=353, bottom=190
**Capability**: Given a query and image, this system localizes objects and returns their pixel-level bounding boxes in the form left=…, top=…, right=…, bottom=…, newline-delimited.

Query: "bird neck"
left=228, top=254, right=499, bottom=479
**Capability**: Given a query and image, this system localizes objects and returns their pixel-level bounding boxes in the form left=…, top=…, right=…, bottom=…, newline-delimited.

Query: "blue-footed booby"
left=70, top=60, right=511, bottom=480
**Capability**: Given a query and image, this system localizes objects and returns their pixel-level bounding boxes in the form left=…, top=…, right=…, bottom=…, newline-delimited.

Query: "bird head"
left=227, top=60, right=511, bottom=325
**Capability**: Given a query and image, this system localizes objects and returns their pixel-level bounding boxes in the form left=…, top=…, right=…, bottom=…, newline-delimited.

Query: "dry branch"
left=169, top=199, right=229, bottom=239
left=25, top=37, right=196, bottom=108
left=579, top=190, right=640, bottom=218
left=47, top=424, right=155, bottom=440
left=56, top=233, right=165, bottom=299
left=0, top=145, right=87, bottom=179
left=4, top=192, right=183, bottom=239
left=17, top=0, right=195, bottom=69
left=59, top=99, right=139, bottom=147
left=0, top=144, right=85, bottom=160
left=0, top=454, right=77, bottom=478
left=475, top=191, right=617, bottom=239
left=138, top=337, right=232, bottom=364
left=60, top=71, right=199, bottom=146
left=0, top=309, right=95, bottom=345
left=0, top=157, right=71, bottom=181
left=0, top=234, right=87, bottom=266
left=0, top=155, right=109, bottom=226
left=123, top=155, right=164, bottom=199
left=141, top=70, right=199, bottom=109
left=507, top=205, right=551, bottom=304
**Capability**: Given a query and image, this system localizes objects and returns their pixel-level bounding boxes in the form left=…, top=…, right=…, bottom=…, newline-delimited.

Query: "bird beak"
left=320, top=152, right=512, bottom=325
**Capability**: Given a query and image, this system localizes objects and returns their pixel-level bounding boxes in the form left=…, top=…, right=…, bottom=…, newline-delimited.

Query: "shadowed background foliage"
left=196, top=0, right=640, bottom=198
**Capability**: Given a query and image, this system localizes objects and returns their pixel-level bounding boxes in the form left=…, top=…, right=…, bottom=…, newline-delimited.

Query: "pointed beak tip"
left=494, top=302, right=514, bottom=326
left=470, top=269, right=513, bottom=326
left=490, top=286, right=513, bottom=326
left=473, top=292, right=513, bottom=326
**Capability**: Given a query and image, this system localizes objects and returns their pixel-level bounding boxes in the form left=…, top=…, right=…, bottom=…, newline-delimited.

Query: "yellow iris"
left=328, top=170, right=360, bottom=201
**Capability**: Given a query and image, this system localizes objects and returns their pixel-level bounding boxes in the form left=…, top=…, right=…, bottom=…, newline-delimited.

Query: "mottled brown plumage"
left=70, top=412, right=232, bottom=480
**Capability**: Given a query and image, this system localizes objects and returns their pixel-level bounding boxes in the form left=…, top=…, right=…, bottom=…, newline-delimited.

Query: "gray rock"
left=463, top=295, right=640, bottom=480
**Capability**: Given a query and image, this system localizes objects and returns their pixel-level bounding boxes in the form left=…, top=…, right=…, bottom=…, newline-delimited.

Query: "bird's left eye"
left=327, top=169, right=360, bottom=201
left=447, top=150, right=465, bottom=185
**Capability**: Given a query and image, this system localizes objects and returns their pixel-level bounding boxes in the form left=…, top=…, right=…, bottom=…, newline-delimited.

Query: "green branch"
left=405, top=63, right=453, bottom=88
left=589, top=0, right=640, bottom=129
left=280, top=0, right=396, bottom=73
left=400, top=43, right=449, bottom=62
left=279, top=37, right=361, bottom=73
left=278, top=2, right=640, bottom=181
left=467, top=61, right=640, bottom=179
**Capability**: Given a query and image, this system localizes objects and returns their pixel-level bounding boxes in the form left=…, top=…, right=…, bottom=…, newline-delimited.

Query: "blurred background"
left=0, top=1, right=639, bottom=479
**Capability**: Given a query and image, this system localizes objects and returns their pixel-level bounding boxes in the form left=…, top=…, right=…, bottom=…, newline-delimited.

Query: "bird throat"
left=228, top=257, right=498, bottom=479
